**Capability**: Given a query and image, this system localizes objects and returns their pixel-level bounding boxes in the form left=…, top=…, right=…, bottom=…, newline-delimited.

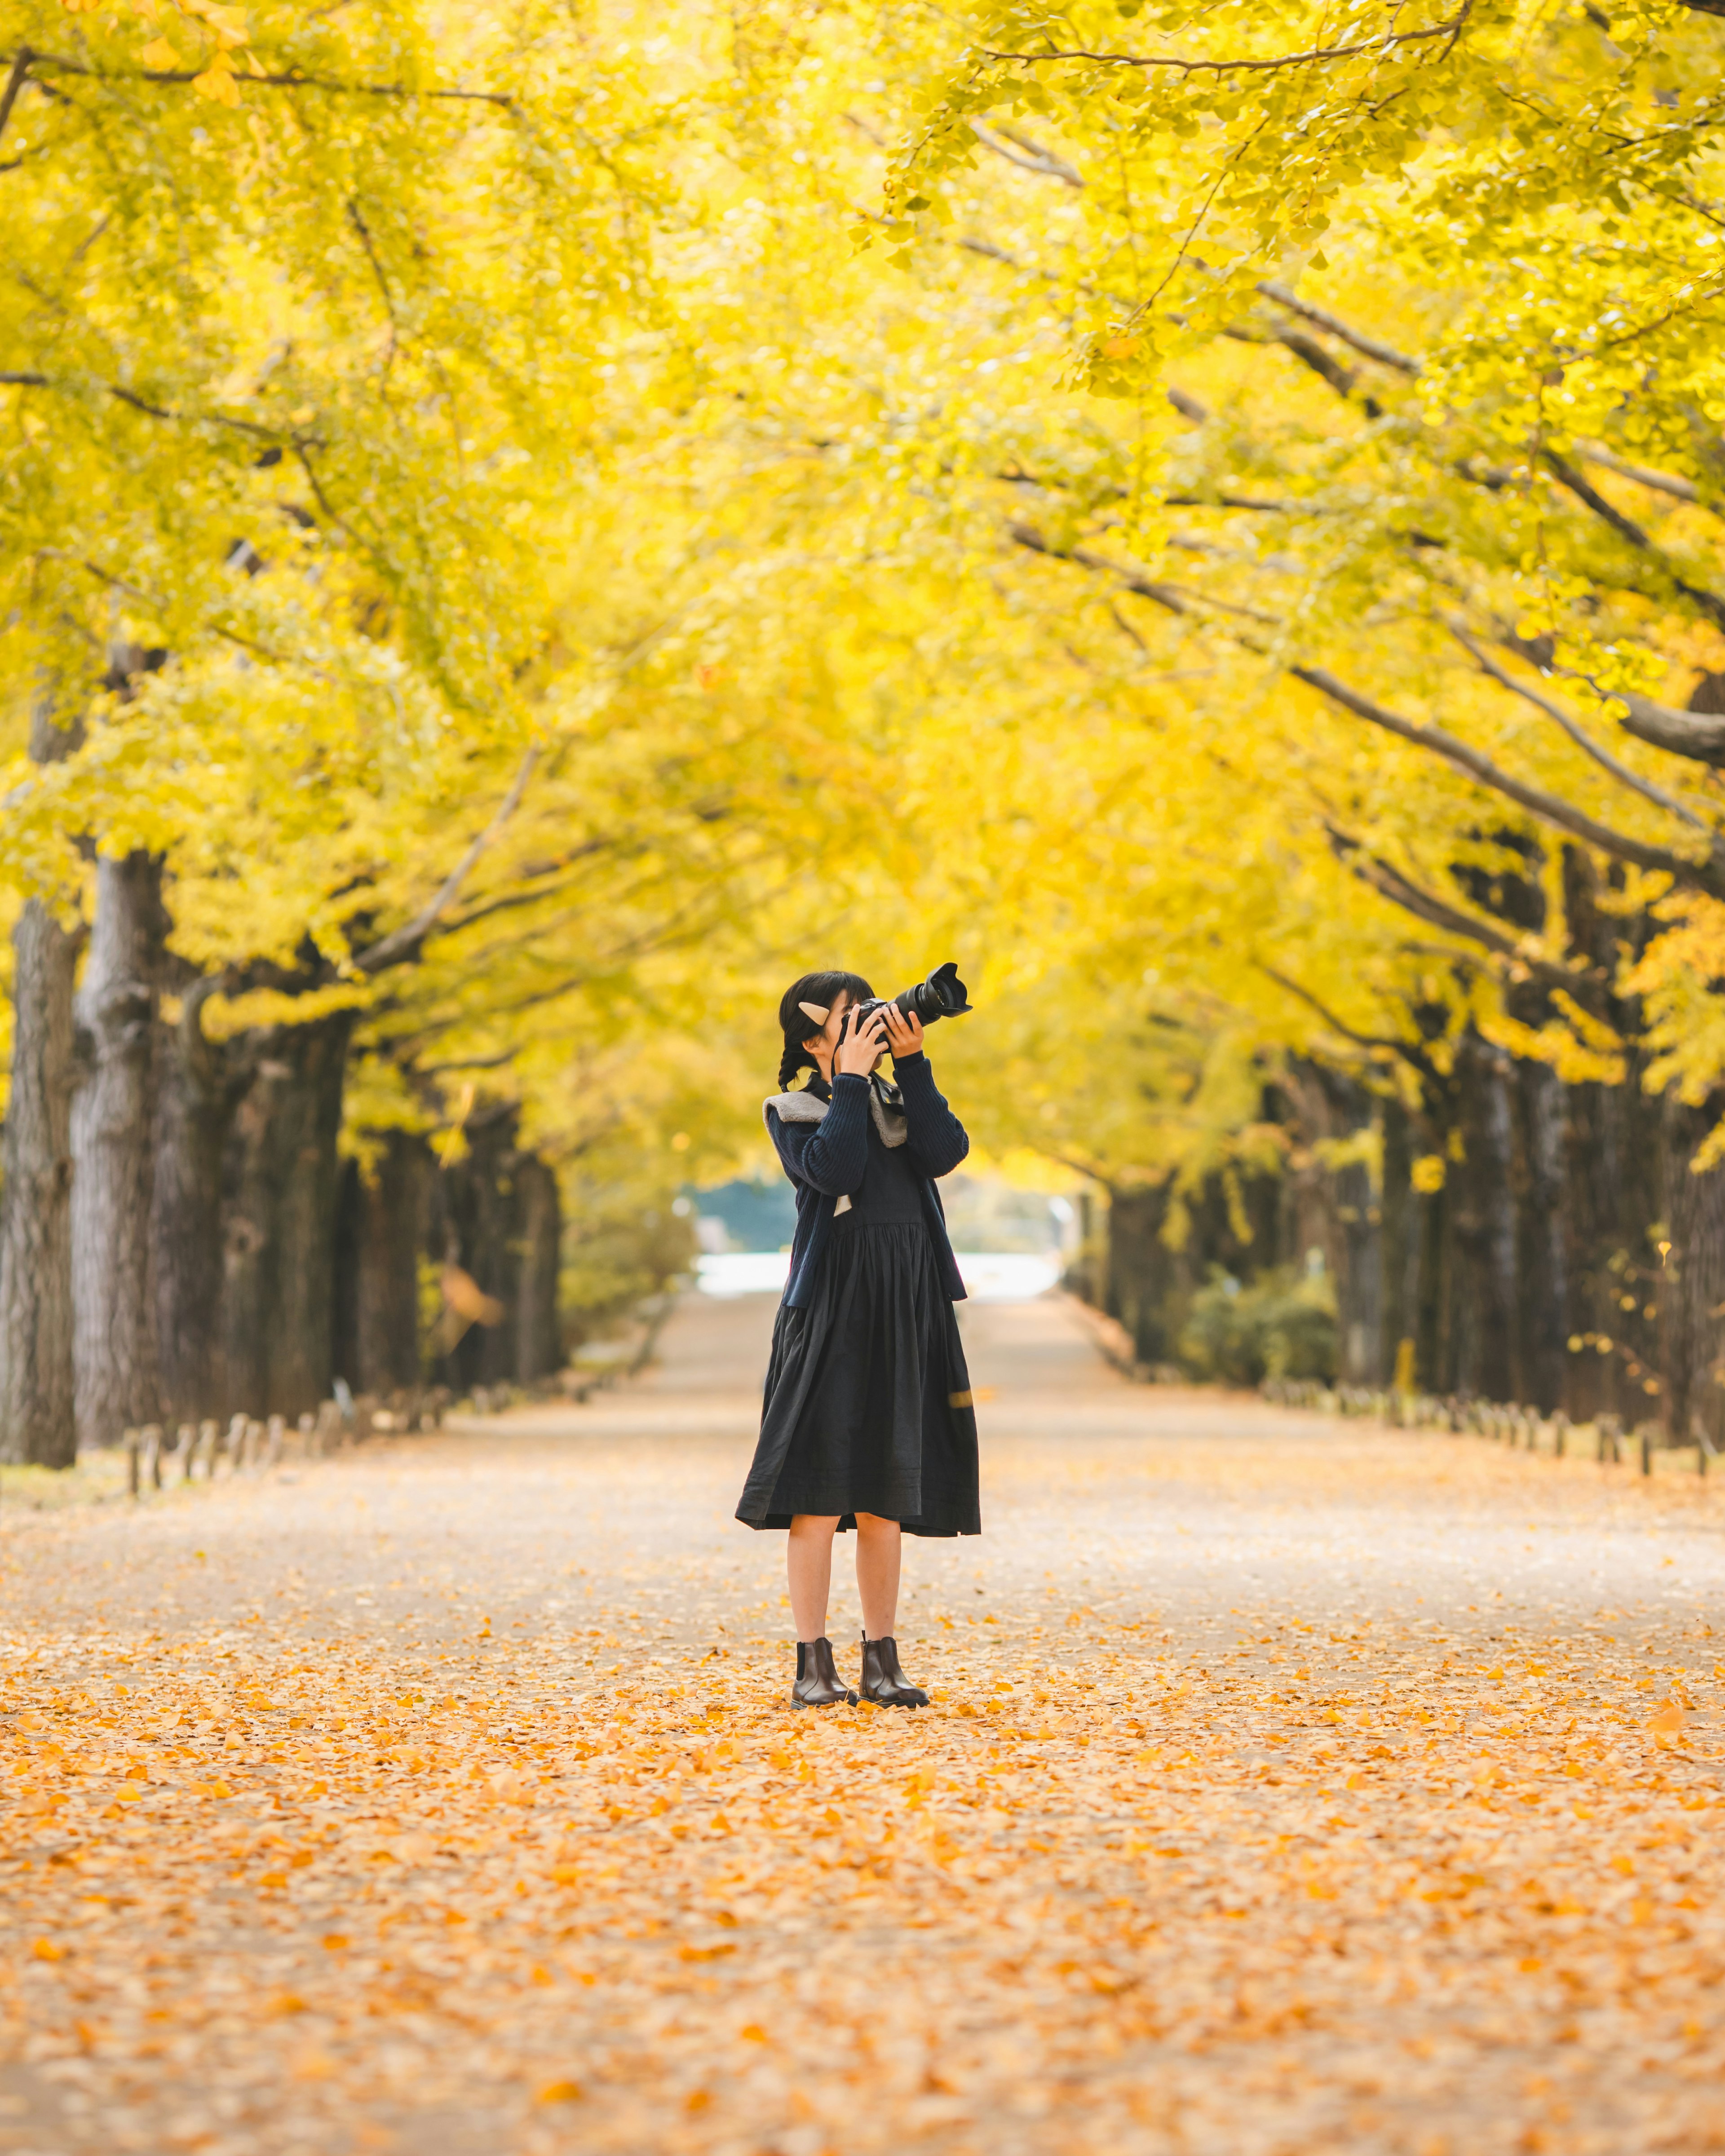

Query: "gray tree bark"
left=1509, top=1057, right=1568, bottom=1411
left=151, top=973, right=226, bottom=1424
left=70, top=852, right=165, bottom=1447
left=355, top=1129, right=431, bottom=1393
left=218, top=1012, right=354, bottom=1418
left=1449, top=1034, right=1517, bottom=1401
left=515, top=1155, right=562, bottom=1382
left=0, top=902, right=82, bottom=1465
left=0, top=694, right=87, bottom=1467
left=1660, top=1093, right=1725, bottom=1440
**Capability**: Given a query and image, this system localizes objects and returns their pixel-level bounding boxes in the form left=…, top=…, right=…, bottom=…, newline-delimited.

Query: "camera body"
left=851, top=960, right=973, bottom=1035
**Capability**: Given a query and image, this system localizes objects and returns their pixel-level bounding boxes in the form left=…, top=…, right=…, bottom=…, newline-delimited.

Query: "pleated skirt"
left=735, top=1221, right=981, bottom=1537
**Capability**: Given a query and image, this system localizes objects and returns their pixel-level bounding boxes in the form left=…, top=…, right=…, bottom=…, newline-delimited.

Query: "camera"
left=850, top=961, right=973, bottom=1034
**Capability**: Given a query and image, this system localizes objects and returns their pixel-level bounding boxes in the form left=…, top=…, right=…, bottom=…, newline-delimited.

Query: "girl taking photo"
left=735, top=971, right=980, bottom=1709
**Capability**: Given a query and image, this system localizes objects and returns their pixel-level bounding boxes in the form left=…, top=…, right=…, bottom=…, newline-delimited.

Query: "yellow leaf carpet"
left=4, top=1295, right=1723, bottom=2156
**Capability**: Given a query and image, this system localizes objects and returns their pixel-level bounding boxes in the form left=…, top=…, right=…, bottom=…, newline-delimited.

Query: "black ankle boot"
left=859, top=1634, right=929, bottom=1708
left=792, top=1637, right=856, bottom=1708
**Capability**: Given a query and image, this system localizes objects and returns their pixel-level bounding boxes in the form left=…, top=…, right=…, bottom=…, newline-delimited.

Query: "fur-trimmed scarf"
left=760, top=1074, right=908, bottom=1148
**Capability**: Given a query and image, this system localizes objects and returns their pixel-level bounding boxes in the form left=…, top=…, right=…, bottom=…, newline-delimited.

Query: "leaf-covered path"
left=4, top=1293, right=1725, bottom=2156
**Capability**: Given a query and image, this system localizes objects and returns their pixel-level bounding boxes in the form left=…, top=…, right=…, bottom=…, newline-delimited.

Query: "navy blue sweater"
left=764, top=1055, right=969, bottom=1308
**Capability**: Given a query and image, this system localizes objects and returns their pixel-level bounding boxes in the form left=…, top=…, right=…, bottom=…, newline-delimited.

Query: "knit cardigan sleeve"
left=767, top=1074, right=871, bottom=1196
left=893, top=1054, right=969, bottom=1179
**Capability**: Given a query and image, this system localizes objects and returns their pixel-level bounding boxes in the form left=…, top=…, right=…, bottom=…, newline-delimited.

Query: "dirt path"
left=4, top=1292, right=1724, bottom=2155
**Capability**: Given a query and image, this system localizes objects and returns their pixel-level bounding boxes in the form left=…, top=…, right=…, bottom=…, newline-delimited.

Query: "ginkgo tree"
left=8, top=0, right=1725, bottom=1466
left=824, top=0, right=1725, bottom=1420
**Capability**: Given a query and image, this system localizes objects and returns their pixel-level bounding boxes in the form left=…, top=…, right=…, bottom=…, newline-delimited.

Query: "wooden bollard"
left=140, top=1423, right=162, bottom=1490
left=173, top=1424, right=194, bottom=1482
left=1637, top=1422, right=1656, bottom=1477
left=1552, top=1411, right=1569, bottom=1460
left=124, top=1428, right=141, bottom=1497
left=223, top=1413, right=246, bottom=1475
left=296, top=1412, right=314, bottom=1459
left=196, top=1419, right=218, bottom=1479
left=266, top=1414, right=286, bottom=1467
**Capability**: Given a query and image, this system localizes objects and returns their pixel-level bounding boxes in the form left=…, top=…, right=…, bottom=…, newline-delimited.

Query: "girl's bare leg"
left=787, top=1514, right=840, bottom=1640
left=854, top=1512, right=902, bottom=1639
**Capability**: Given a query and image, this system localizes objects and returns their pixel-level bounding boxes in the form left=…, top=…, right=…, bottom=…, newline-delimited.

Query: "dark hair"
left=776, top=970, right=874, bottom=1091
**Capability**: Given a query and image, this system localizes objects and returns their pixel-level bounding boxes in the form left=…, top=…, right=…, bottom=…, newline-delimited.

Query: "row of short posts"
left=1260, top=1379, right=1722, bottom=1477
left=124, top=1401, right=349, bottom=1496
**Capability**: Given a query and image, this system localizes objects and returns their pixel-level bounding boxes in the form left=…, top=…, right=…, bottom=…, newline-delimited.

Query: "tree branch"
left=4, top=49, right=514, bottom=104
left=1255, top=959, right=1431, bottom=1073
left=1225, top=320, right=1383, bottom=418
left=346, top=199, right=398, bottom=355
left=1256, top=283, right=1421, bottom=375
left=4, top=368, right=288, bottom=444
left=1495, top=630, right=1725, bottom=768
left=352, top=744, right=541, bottom=975
left=978, top=13, right=1472, bottom=74
left=1451, top=625, right=1717, bottom=838
left=1580, top=442, right=1706, bottom=507
left=0, top=47, right=31, bottom=146
left=1008, top=522, right=1189, bottom=614
left=1291, top=664, right=1725, bottom=895
left=968, top=119, right=1082, bottom=186
left=1544, top=450, right=1725, bottom=631
left=1330, top=841, right=1527, bottom=969
left=1604, top=685, right=1725, bottom=768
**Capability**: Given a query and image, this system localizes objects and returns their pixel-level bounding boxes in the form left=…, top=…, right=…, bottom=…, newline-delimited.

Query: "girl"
left=735, top=970, right=980, bottom=1708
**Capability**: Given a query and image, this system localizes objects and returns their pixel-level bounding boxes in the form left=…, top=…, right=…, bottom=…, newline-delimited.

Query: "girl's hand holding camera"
left=835, top=1003, right=890, bottom=1076
left=880, top=1002, right=925, bottom=1061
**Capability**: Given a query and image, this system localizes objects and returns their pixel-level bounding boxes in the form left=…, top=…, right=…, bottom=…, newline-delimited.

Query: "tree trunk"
left=70, top=852, right=165, bottom=1448
left=1416, top=1156, right=1451, bottom=1394
left=352, top=1130, right=432, bottom=1393
left=429, top=1110, right=526, bottom=1391
left=151, top=975, right=226, bottom=1424
left=1449, top=1036, right=1517, bottom=1401
left=1660, top=1093, right=1725, bottom=1439
left=0, top=901, right=82, bottom=1465
left=219, top=1012, right=354, bottom=1418
left=1379, top=1096, right=1418, bottom=1388
left=1309, top=1069, right=1380, bottom=1385
left=1560, top=1078, right=1614, bottom=1421
left=515, top=1154, right=562, bottom=1382
left=1103, top=1181, right=1195, bottom=1365
left=1508, top=1057, right=1568, bottom=1410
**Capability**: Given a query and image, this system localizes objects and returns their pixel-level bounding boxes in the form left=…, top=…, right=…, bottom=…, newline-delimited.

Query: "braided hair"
left=776, top=970, right=874, bottom=1091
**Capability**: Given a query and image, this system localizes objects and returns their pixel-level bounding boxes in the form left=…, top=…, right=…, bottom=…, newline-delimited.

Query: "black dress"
left=736, top=1109, right=981, bottom=1536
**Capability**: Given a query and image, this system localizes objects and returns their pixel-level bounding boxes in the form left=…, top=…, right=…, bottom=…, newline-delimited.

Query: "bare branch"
left=352, top=744, right=542, bottom=975
left=1451, top=625, right=1717, bottom=838
left=0, top=48, right=31, bottom=146
left=968, top=119, right=1083, bottom=186
left=1255, top=960, right=1429, bottom=1072
left=1604, top=685, right=1725, bottom=768
left=1580, top=442, right=1705, bottom=506
left=1255, top=283, right=1421, bottom=375
left=977, top=13, right=1472, bottom=75
left=1225, top=320, right=1382, bottom=417
left=1544, top=450, right=1725, bottom=631
left=1008, top=522, right=1188, bottom=614
left=5, top=49, right=514, bottom=104
left=1495, top=630, right=1725, bottom=768
left=1327, top=839, right=1529, bottom=969
left=1291, top=664, right=1725, bottom=894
